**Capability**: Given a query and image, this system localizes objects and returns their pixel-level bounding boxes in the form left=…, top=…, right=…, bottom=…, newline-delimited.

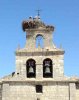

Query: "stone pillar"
left=15, top=58, right=21, bottom=75
left=0, top=84, right=2, bottom=100
left=25, top=34, right=36, bottom=49
left=36, top=56, right=43, bottom=79
left=44, top=32, right=53, bottom=48
left=69, top=83, right=76, bottom=100
left=2, top=83, right=9, bottom=100
left=53, top=55, right=64, bottom=78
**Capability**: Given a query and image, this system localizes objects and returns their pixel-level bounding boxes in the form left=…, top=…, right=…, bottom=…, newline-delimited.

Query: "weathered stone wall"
left=2, top=82, right=70, bottom=100
left=9, top=83, right=36, bottom=100
left=2, top=83, right=9, bottom=100
left=42, top=82, right=69, bottom=100
left=69, top=83, right=76, bottom=100
left=0, top=84, right=2, bottom=100
left=76, top=83, right=79, bottom=100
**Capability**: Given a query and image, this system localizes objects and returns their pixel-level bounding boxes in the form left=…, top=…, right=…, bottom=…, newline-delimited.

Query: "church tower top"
left=15, top=15, right=65, bottom=79
left=20, top=16, right=64, bottom=51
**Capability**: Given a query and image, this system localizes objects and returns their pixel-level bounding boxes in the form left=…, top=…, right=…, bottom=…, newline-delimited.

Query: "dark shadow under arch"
left=43, top=58, right=53, bottom=78
left=26, top=58, right=36, bottom=78
left=36, top=34, right=44, bottom=48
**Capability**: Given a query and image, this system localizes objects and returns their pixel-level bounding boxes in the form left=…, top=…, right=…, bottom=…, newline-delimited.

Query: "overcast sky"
left=0, top=0, right=79, bottom=78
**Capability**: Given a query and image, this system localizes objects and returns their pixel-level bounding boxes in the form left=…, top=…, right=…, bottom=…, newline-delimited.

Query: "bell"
left=28, top=66, right=34, bottom=73
left=45, top=63, right=50, bottom=67
left=45, top=66, right=51, bottom=73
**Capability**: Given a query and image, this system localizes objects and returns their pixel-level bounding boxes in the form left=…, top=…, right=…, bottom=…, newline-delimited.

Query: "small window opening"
left=36, top=85, right=42, bottom=93
left=17, top=73, right=19, bottom=75
left=36, top=35, right=44, bottom=48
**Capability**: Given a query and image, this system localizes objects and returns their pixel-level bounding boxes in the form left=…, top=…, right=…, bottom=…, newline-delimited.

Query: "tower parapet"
left=22, top=16, right=54, bottom=31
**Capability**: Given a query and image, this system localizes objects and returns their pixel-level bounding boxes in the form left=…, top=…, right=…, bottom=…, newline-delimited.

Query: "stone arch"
left=35, top=34, right=44, bottom=48
left=43, top=58, right=53, bottom=78
left=26, top=58, right=36, bottom=78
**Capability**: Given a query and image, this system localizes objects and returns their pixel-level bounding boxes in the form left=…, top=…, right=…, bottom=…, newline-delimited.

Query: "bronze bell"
left=45, top=63, right=50, bottom=67
left=28, top=66, right=34, bottom=73
left=45, top=66, right=51, bottom=73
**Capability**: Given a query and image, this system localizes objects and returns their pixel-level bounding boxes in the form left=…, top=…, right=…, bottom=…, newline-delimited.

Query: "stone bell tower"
left=15, top=15, right=64, bottom=79
left=1, top=15, right=79, bottom=100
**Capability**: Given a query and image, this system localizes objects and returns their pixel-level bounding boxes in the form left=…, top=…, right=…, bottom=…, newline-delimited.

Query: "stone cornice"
left=2, top=78, right=78, bottom=84
left=25, top=28, right=54, bottom=33
left=15, top=50, right=65, bottom=56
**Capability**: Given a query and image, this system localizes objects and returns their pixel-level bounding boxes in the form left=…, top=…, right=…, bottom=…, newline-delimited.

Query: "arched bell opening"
left=36, top=34, right=44, bottom=48
left=26, top=59, right=36, bottom=78
left=43, top=58, right=53, bottom=78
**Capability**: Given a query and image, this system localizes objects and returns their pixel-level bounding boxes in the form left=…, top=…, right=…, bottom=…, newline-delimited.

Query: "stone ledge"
left=2, top=78, right=79, bottom=84
left=16, top=50, right=65, bottom=56
left=25, top=28, right=54, bottom=32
